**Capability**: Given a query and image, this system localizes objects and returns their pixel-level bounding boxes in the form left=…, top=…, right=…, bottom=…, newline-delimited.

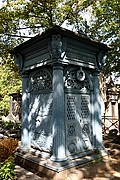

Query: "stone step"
left=15, top=149, right=108, bottom=180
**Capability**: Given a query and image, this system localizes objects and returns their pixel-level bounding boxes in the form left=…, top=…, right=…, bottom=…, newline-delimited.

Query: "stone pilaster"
left=92, top=71, right=103, bottom=150
left=51, top=64, right=67, bottom=162
left=21, top=72, right=30, bottom=150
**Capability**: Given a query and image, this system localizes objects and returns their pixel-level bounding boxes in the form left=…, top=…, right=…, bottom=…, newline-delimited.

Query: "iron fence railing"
left=102, top=116, right=120, bottom=136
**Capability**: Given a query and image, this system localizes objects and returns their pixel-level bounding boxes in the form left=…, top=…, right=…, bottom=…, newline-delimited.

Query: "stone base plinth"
left=15, top=149, right=108, bottom=180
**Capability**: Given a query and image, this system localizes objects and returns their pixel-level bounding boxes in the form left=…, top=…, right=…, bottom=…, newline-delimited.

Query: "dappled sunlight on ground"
left=15, top=135, right=120, bottom=180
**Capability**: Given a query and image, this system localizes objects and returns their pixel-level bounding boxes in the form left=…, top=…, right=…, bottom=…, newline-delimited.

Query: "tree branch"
left=4, top=33, right=33, bottom=38
left=16, top=25, right=42, bottom=30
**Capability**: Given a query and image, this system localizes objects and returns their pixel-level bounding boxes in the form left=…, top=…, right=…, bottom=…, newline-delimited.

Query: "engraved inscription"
left=66, top=47, right=95, bottom=64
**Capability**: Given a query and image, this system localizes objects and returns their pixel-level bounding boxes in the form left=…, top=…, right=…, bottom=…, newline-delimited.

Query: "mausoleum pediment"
left=12, top=26, right=110, bottom=72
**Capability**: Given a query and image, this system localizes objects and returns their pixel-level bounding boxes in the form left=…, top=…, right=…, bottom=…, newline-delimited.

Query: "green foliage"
left=1, top=120, right=13, bottom=130
left=0, top=0, right=87, bottom=50
left=0, top=0, right=86, bottom=116
left=0, top=57, right=22, bottom=116
left=1, top=120, right=21, bottom=130
left=0, top=0, right=119, bottom=112
left=14, top=122, right=21, bottom=130
left=0, top=95, right=10, bottom=117
left=89, top=0, right=120, bottom=77
left=0, top=157, right=16, bottom=180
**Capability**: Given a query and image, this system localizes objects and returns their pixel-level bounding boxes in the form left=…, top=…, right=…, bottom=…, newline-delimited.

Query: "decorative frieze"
left=64, top=67, right=91, bottom=92
left=28, top=68, right=52, bottom=93
left=66, top=47, right=95, bottom=64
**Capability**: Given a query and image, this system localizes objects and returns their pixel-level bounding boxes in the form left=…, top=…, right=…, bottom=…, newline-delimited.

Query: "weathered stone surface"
left=13, top=25, right=110, bottom=172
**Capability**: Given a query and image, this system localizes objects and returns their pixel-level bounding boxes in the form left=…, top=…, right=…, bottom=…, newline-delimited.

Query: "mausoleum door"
left=65, top=93, right=92, bottom=156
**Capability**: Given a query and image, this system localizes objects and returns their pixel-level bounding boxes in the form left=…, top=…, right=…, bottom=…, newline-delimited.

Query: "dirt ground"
left=15, top=135, right=120, bottom=180
left=82, top=135, right=120, bottom=180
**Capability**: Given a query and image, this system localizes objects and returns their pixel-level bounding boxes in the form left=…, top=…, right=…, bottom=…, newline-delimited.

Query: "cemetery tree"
left=1, top=0, right=119, bottom=77
left=0, top=0, right=90, bottom=56
left=0, top=59, right=22, bottom=116
left=0, top=0, right=119, bottom=115
left=0, top=0, right=87, bottom=116
left=89, top=0, right=120, bottom=78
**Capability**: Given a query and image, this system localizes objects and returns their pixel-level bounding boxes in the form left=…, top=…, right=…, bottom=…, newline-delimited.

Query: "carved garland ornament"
left=29, top=69, right=52, bottom=92
left=64, top=67, right=90, bottom=91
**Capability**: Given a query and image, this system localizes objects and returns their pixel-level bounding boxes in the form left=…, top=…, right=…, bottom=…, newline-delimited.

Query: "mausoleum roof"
left=12, top=25, right=111, bottom=72
left=12, top=25, right=111, bottom=53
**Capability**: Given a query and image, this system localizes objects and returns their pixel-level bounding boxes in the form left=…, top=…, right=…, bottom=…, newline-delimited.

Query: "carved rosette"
left=67, top=140, right=77, bottom=154
left=64, top=67, right=90, bottom=92
left=82, top=124, right=90, bottom=136
left=28, top=68, right=52, bottom=93
left=67, top=123, right=76, bottom=136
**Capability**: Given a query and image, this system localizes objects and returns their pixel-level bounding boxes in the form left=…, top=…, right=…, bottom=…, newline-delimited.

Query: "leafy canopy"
left=89, top=0, right=120, bottom=77
left=0, top=0, right=119, bottom=76
left=0, top=56, right=22, bottom=116
left=0, top=0, right=88, bottom=115
left=0, top=0, right=119, bottom=115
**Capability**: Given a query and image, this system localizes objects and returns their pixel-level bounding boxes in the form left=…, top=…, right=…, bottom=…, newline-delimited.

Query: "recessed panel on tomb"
left=28, top=68, right=53, bottom=152
left=65, top=94, right=92, bottom=155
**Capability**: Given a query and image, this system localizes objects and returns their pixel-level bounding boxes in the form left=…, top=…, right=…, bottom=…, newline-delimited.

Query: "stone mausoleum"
left=13, top=26, right=110, bottom=173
